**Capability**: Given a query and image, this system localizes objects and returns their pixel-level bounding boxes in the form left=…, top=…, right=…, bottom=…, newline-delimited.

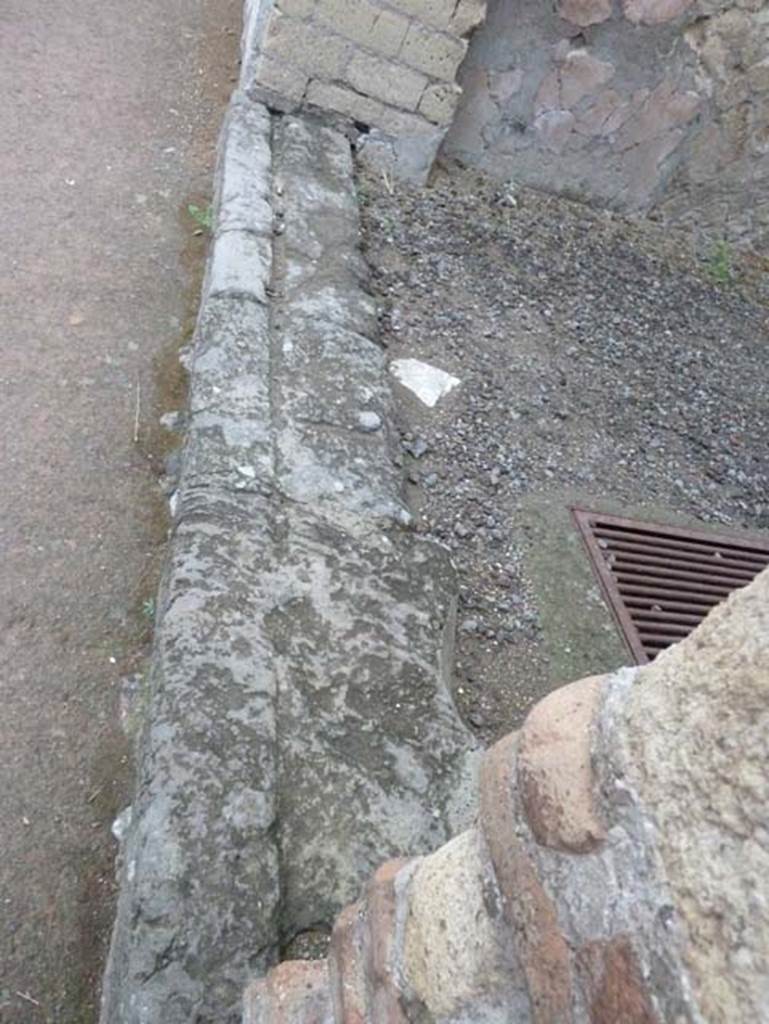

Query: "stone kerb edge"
left=99, top=89, right=281, bottom=1024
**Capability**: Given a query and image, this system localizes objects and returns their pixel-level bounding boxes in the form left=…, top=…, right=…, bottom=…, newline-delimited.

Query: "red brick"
left=364, top=859, right=412, bottom=1024
left=517, top=675, right=608, bottom=854
left=577, top=937, right=660, bottom=1024
left=329, top=900, right=368, bottom=1024
left=480, top=734, right=574, bottom=1022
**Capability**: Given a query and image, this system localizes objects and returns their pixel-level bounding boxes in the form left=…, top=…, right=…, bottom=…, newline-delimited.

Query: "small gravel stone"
left=357, top=410, right=382, bottom=433
left=404, top=437, right=429, bottom=458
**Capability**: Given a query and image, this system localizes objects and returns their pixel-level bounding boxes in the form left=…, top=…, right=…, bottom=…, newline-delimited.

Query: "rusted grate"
left=572, top=508, right=769, bottom=663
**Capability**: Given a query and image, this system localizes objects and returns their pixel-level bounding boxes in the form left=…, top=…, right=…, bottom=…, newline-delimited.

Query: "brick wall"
left=240, top=0, right=486, bottom=182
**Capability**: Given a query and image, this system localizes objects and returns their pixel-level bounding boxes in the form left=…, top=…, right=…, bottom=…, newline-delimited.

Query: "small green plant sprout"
left=187, top=202, right=213, bottom=232
left=707, top=239, right=734, bottom=285
left=142, top=597, right=156, bottom=621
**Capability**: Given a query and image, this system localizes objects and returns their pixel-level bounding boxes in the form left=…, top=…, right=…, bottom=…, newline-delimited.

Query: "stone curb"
left=99, top=91, right=282, bottom=1024
left=100, top=33, right=478, bottom=1024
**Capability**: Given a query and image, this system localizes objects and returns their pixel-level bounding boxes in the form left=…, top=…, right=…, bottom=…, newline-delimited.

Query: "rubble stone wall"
left=444, top=0, right=769, bottom=244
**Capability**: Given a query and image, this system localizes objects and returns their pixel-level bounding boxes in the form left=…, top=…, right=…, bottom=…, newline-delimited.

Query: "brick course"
left=240, top=0, right=488, bottom=182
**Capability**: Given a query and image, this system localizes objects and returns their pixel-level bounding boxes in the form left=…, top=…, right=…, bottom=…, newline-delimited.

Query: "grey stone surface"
left=268, top=112, right=479, bottom=933
left=357, top=126, right=448, bottom=187
left=272, top=116, right=403, bottom=519
left=101, top=495, right=283, bottom=1024
left=240, top=0, right=276, bottom=97
left=274, top=511, right=479, bottom=934
left=215, top=95, right=273, bottom=237
left=102, top=96, right=478, bottom=1024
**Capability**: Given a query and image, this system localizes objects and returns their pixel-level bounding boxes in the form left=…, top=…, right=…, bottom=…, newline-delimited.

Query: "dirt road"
left=0, top=2, right=239, bottom=1019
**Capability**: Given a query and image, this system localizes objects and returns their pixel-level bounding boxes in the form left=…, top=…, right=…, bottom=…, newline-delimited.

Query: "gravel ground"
left=359, top=165, right=769, bottom=743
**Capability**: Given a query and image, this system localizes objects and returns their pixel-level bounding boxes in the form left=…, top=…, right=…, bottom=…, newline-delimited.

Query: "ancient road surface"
left=0, top=2, right=239, bottom=1020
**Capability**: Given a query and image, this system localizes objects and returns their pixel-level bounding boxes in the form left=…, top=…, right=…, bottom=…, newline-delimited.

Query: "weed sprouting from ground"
left=187, top=202, right=213, bottom=232
left=707, top=239, right=734, bottom=285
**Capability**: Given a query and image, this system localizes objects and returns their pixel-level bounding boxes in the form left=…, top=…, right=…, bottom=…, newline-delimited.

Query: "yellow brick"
left=346, top=52, right=428, bottom=110
left=418, top=81, right=462, bottom=125
left=315, top=0, right=377, bottom=42
left=387, top=0, right=455, bottom=30
left=253, top=53, right=309, bottom=101
left=306, top=80, right=389, bottom=126
left=266, top=11, right=349, bottom=78
left=399, top=22, right=467, bottom=81
left=451, top=0, right=487, bottom=36
left=369, top=8, right=411, bottom=57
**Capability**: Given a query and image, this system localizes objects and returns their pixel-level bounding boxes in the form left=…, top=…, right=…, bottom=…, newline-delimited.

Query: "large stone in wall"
left=444, top=0, right=769, bottom=242
left=617, top=568, right=769, bottom=1020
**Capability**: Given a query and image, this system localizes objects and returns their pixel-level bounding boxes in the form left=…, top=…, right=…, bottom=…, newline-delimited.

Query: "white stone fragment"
left=390, top=358, right=460, bottom=407
left=112, top=805, right=133, bottom=843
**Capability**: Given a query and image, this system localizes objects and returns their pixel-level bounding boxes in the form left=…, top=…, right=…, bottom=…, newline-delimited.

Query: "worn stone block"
left=315, top=0, right=410, bottom=56
left=368, top=106, right=438, bottom=141
left=306, top=80, right=400, bottom=134
left=266, top=9, right=350, bottom=78
left=451, top=0, right=487, bottom=36
left=399, top=22, right=467, bottom=82
left=205, top=232, right=272, bottom=307
left=419, top=81, right=462, bottom=124
left=357, top=122, right=446, bottom=185
left=402, top=830, right=524, bottom=1021
left=206, top=230, right=272, bottom=305
left=388, top=0, right=456, bottom=30
left=214, top=95, right=272, bottom=236
left=247, top=52, right=309, bottom=107
left=346, top=52, right=428, bottom=110
left=315, top=0, right=378, bottom=44
left=367, top=7, right=412, bottom=57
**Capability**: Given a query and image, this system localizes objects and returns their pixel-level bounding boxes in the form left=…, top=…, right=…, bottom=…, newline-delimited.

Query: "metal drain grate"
left=573, top=508, right=769, bottom=663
